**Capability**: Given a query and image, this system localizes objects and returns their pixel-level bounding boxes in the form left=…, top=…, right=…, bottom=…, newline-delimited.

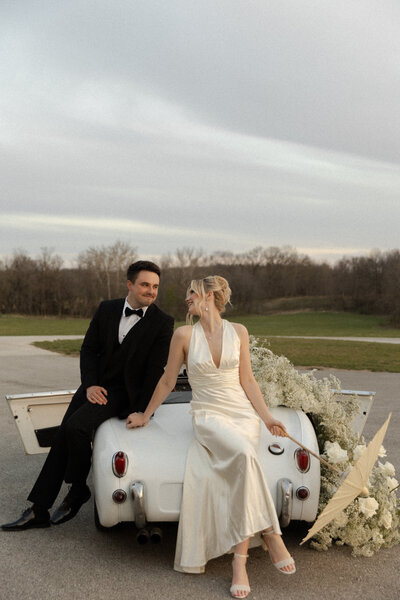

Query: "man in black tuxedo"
left=2, top=260, right=174, bottom=530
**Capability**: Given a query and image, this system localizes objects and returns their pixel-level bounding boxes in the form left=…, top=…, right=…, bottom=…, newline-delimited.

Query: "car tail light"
left=296, top=487, right=310, bottom=501
left=112, top=489, right=127, bottom=503
left=112, top=451, right=128, bottom=477
left=294, top=448, right=310, bottom=473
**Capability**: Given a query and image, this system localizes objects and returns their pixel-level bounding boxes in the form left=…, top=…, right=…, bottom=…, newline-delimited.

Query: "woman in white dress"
left=127, top=276, right=296, bottom=598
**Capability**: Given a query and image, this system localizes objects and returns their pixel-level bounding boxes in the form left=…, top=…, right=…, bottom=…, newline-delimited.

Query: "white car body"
left=6, top=383, right=375, bottom=533
left=92, top=397, right=320, bottom=528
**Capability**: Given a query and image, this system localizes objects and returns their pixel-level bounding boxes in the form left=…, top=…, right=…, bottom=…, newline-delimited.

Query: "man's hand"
left=86, top=385, right=108, bottom=405
left=126, top=412, right=149, bottom=429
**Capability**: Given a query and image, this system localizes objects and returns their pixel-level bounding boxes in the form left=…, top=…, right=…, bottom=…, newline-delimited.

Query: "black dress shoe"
left=2, top=507, right=50, bottom=531
left=51, top=486, right=91, bottom=525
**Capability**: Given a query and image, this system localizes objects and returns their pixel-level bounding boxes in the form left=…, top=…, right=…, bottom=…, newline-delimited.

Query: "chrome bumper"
left=131, top=482, right=147, bottom=529
left=277, top=478, right=293, bottom=528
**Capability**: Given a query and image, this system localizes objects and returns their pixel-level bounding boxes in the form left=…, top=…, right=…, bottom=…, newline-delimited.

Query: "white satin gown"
left=174, top=319, right=281, bottom=573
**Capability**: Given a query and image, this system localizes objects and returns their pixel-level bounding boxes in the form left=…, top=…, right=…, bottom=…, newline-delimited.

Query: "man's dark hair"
left=127, top=260, right=161, bottom=283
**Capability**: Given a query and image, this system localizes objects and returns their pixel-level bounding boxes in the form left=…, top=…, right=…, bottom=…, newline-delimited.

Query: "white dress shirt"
left=118, top=299, right=148, bottom=344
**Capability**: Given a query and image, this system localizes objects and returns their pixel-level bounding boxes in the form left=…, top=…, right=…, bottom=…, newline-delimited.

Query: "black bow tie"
left=125, top=307, right=144, bottom=318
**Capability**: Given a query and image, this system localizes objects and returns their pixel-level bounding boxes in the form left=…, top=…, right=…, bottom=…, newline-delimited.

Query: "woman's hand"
left=126, top=412, right=149, bottom=429
left=264, top=417, right=287, bottom=437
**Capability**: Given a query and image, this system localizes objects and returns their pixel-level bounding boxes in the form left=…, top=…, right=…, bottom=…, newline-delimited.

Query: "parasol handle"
left=279, top=429, right=342, bottom=475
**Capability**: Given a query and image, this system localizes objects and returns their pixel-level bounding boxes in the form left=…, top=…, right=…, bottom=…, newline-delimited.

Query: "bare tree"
left=2, top=242, right=400, bottom=324
left=1, top=251, right=38, bottom=314
left=36, top=248, right=64, bottom=315
left=77, top=241, right=137, bottom=301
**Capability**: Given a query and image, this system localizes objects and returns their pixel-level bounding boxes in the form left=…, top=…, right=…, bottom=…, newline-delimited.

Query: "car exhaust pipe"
left=150, top=527, right=162, bottom=544
left=136, top=528, right=150, bottom=545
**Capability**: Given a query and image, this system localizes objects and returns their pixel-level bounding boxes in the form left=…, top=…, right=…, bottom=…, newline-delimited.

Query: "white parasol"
left=300, top=413, right=392, bottom=545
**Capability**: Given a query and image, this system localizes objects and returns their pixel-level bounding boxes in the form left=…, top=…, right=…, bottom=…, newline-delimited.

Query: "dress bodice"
left=187, top=320, right=256, bottom=418
left=188, top=320, right=240, bottom=376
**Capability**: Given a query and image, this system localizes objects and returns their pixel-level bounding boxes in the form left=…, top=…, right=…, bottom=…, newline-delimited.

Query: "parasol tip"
left=360, top=486, right=369, bottom=497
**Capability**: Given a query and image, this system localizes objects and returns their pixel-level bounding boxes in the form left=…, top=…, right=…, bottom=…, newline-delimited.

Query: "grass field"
left=33, top=339, right=84, bottom=355
left=28, top=310, right=400, bottom=372
left=225, top=312, right=400, bottom=337
left=266, top=338, right=400, bottom=373
left=3, top=312, right=400, bottom=371
left=0, top=315, right=90, bottom=336
left=33, top=335, right=400, bottom=372
left=2, top=311, right=400, bottom=337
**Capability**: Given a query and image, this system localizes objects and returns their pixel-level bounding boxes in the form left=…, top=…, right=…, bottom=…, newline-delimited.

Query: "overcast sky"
left=1, top=0, right=399, bottom=265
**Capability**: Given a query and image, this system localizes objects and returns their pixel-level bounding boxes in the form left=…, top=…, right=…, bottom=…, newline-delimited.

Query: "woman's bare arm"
left=233, top=323, right=287, bottom=437
left=126, top=326, right=191, bottom=428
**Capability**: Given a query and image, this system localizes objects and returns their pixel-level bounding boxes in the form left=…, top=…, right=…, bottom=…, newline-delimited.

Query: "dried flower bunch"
left=250, top=339, right=400, bottom=557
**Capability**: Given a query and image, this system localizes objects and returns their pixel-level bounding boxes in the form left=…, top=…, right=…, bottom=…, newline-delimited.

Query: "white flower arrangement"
left=380, top=461, right=396, bottom=477
left=250, top=338, right=400, bottom=557
left=353, top=444, right=367, bottom=461
left=358, top=497, right=379, bottom=518
left=324, top=441, right=348, bottom=464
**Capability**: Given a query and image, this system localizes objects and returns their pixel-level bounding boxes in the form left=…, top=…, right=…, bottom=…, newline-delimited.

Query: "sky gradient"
left=1, top=1, right=399, bottom=264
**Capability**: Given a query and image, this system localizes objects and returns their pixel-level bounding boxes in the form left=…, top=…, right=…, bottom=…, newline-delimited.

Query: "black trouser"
left=27, top=384, right=129, bottom=508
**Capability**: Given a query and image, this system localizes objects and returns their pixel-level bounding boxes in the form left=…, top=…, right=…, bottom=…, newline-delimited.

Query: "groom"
left=2, top=260, right=174, bottom=531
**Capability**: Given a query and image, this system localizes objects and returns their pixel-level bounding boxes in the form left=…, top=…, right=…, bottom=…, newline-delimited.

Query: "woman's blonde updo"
left=186, top=275, right=232, bottom=324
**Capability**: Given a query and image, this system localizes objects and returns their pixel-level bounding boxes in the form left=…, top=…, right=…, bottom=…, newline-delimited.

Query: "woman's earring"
left=205, top=302, right=209, bottom=311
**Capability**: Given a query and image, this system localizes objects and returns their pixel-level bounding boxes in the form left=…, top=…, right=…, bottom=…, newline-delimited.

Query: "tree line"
left=1, top=242, right=399, bottom=325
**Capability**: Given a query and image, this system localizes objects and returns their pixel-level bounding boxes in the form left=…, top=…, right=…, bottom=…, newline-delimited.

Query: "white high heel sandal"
left=262, top=530, right=296, bottom=575
left=230, top=553, right=251, bottom=598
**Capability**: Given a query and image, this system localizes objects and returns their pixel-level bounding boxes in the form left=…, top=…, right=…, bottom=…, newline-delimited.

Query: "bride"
left=127, top=275, right=296, bottom=597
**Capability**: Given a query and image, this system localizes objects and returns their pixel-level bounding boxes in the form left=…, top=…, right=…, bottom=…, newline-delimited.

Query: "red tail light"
left=112, top=489, right=127, bottom=503
left=112, top=451, right=128, bottom=477
left=296, top=487, right=310, bottom=500
left=295, top=448, right=310, bottom=473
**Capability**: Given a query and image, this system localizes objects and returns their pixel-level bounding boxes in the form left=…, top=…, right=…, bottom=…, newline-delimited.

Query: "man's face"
left=127, top=270, right=159, bottom=308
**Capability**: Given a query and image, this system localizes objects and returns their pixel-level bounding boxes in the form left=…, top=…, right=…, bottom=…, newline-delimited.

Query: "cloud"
left=0, top=1, right=399, bottom=262
left=0, top=212, right=259, bottom=248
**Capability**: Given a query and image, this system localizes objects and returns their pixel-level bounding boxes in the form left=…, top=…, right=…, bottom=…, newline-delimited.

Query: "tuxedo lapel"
left=107, top=299, right=124, bottom=349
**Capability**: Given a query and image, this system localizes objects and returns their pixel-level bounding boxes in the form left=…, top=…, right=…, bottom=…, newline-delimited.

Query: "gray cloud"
left=0, top=0, right=399, bottom=264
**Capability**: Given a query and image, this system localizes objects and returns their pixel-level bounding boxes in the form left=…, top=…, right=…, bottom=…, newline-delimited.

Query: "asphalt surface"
left=0, top=337, right=399, bottom=600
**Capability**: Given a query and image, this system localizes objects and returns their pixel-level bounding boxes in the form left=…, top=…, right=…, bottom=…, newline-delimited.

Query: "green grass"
left=0, top=315, right=90, bottom=336
left=2, top=311, right=400, bottom=337
left=266, top=338, right=400, bottom=373
left=226, top=312, right=400, bottom=337
left=4, top=311, right=400, bottom=372
left=33, top=339, right=83, bottom=356
left=33, top=336, right=400, bottom=372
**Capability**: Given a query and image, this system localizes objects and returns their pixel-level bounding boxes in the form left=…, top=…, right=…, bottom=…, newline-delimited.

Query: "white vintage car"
left=6, top=377, right=374, bottom=542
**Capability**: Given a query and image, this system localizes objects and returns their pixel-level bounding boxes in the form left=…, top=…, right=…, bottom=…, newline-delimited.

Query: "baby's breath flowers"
left=250, top=338, right=400, bottom=557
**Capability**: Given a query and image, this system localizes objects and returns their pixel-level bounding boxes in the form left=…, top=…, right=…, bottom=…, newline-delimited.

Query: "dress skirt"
left=174, top=320, right=281, bottom=573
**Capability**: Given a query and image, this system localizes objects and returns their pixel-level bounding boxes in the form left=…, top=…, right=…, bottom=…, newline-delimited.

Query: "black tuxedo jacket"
left=79, top=299, right=174, bottom=415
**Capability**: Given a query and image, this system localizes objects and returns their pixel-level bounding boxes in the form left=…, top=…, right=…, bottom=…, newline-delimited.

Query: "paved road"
left=0, top=338, right=399, bottom=600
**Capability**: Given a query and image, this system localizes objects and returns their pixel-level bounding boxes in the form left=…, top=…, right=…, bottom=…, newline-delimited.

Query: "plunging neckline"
left=198, top=319, right=225, bottom=370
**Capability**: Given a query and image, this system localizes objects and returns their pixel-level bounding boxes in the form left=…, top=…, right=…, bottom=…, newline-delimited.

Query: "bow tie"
left=125, top=307, right=144, bottom=318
